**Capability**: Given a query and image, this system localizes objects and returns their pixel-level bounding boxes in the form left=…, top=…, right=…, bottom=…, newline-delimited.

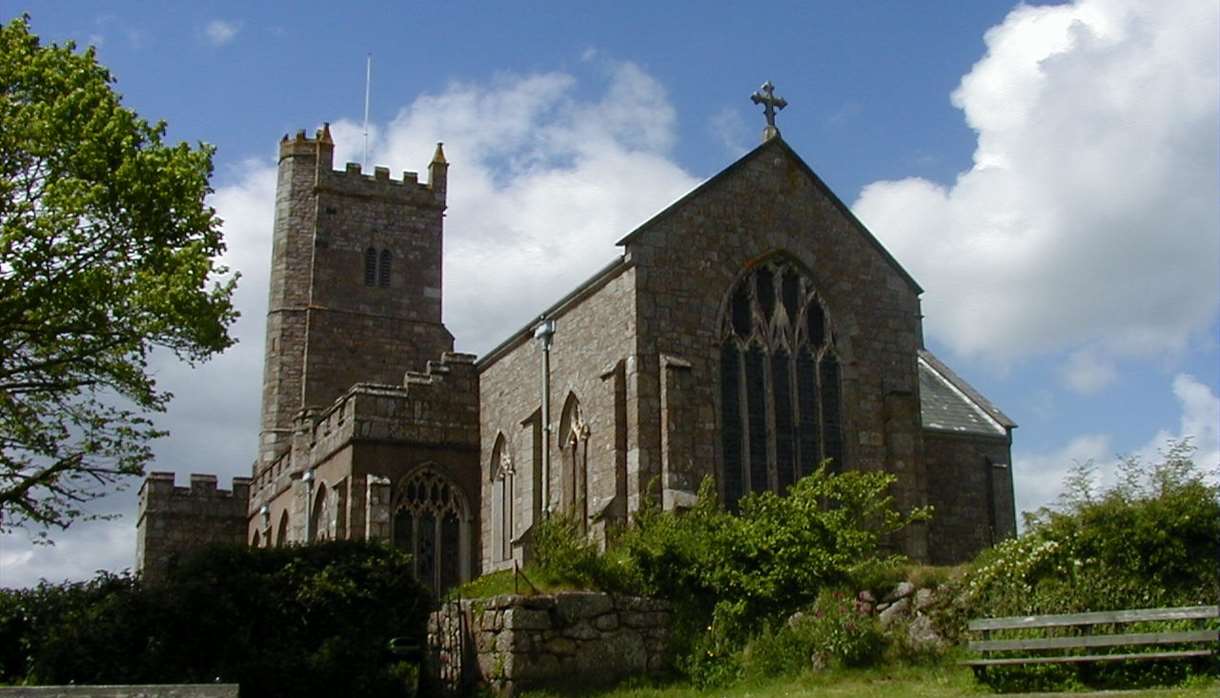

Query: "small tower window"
left=364, top=247, right=377, bottom=286
left=378, top=249, right=392, bottom=287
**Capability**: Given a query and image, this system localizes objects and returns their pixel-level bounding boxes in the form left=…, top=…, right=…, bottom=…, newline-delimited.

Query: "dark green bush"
left=0, top=540, right=431, bottom=697
left=944, top=439, right=1220, bottom=690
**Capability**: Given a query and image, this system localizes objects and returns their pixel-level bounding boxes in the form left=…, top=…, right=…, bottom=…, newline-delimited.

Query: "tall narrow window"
left=558, top=394, right=589, bottom=532
left=719, top=256, right=846, bottom=509
left=364, top=247, right=377, bottom=286
left=490, top=433, right=514, bottom=562
left=277, top=510, right=289, bottom=546
left=378, top=249, right=392, bottom=287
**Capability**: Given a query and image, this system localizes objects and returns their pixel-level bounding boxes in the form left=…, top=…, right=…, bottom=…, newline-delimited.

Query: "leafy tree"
left=0, top=16, right=237, bottom=533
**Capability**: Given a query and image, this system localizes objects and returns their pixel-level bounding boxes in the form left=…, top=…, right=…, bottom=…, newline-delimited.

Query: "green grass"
left=514, top=664, right=1220, bottom=698
left=449, top=566, right=594, bottom=599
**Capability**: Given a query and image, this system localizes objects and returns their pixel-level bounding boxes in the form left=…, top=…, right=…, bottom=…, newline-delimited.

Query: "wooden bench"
left=963, top=605, right=1219, bottom=678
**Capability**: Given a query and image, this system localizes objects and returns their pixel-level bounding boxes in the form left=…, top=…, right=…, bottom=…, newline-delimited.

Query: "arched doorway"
left=392, top=468, right=470, bottom=594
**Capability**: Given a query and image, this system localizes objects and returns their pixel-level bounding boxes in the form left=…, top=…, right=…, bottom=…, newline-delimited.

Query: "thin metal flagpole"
left=362, top=53, right=372, bottom=170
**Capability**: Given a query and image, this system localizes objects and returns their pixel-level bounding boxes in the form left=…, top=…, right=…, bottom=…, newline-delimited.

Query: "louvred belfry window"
left=719, top=257, right=845, bottom=510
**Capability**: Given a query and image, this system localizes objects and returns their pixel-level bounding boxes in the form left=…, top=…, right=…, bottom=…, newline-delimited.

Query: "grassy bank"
left=516, top=664, right=1220, bottom=698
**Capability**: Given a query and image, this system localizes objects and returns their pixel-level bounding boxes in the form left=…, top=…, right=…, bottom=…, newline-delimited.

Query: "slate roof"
left=918, top=349, right=1016, bottom=438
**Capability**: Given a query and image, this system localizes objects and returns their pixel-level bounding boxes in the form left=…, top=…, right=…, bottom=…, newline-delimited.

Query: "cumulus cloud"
left=1060, top=348, right=1117, bottom=394
left=1, top=512, right=136, bottom=588
left=1013, top=373, right=1220, bottom=517
left=203, top=19, right=241, bottom=46
left=853, top=0, right=1220, bottom=372
left=328, top=61, right=700, bottom=352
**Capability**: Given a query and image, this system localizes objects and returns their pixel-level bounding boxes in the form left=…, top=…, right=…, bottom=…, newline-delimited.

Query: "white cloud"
left=1060, top=348, right=1116, bottom=394
left=0, top=514, right=135, bottom=589
left=204, top=19, right=241, bottom=46
left=330, top=61, right=700, bottom=352
left=853, top=0, right=1220, bottom=370
left=709, top=107, right=749, bottom=159
left=1013, top=373, right=1220, bottom=517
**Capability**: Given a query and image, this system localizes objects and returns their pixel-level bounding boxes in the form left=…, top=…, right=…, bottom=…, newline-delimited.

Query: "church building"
left=136, top=86, right=1017, bottom=591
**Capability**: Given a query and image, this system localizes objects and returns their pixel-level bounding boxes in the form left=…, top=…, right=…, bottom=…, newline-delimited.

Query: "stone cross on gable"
left=751, top=80, right=787, bottom=141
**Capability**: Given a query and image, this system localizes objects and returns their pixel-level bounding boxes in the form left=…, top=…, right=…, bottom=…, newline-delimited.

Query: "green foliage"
left=617, top=467, right=926, bottom=685
left=0, top=541, right=429, bottom=697
left=532, top=514, right=606, bottom=589
left=944, top=439, right=1220, bottom=691
left=953, top=439, right=1219, bottom=623
left=744, top=588, right=884, bottom=680
left=0, top=16, right=238, bottom=534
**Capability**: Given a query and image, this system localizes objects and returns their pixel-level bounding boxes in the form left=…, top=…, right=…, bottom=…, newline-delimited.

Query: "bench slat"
left=963, top=649, right=1213, bottom=667
left=968, top=605, right=1219, bottom=632
left=970, top=629, right=1218, bottom=653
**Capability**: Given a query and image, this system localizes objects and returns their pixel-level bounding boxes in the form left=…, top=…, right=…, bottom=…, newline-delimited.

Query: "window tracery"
left=719, top=256, right=845, bottom=509
left=392, top=468, right=466, bottom=593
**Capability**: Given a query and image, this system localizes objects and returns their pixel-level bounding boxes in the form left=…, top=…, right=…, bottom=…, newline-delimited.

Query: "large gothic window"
left=490, top=433, right=514, bottom=562
left=720, top=257, right=845, bottom=510
left=393, top=468, right=467, bottom=594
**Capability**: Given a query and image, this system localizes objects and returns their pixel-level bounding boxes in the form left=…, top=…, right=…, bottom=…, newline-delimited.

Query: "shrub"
left=0, top=541, right=431, bottom=697
left=617, top=467, right=927, bottom=682
left=531, top=514, right=605, bottom=589
left=944, top=439, right=1220, bottom=690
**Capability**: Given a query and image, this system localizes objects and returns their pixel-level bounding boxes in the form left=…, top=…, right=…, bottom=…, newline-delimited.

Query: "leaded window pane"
left=441, top=512, right=461, bottom=592
left=417, top=512, right=436, bottom=592
left=756, top=267, right=775, bottom=322
left=720, top=342, right=744, bottom=508
left=745, top=345, right=770, bottom=493
left=378, top=249, right=392, bottom=287
left=821, top=353, right=844, bottom=472
left=719, top=257, right=846, bottom=502
left=731, top=286, right=751, bottom=337
left=796, top=349, right=821, bottom=478
left=773, top=349, right=795, bottom=494
left=364, top=247, right=377, bottom=286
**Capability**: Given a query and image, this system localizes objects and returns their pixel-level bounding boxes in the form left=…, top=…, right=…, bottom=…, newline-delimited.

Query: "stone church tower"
left=138, top=89, right=1017, bottom=589
left=259, top=125, right=454, bottom=465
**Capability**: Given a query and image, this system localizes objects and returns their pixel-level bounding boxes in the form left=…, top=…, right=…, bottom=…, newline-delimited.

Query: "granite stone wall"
left=477, top=265, right=637, bottom=571
left=923, top=431, right=1016, bottom=564
left=136, top=474, right=249, bottom=584
left=0, top=686, right=239, bottom=698
left=259, top=127, right=452, bottom=468
left=428, top=592, right=670, bottom=696
left=621, top=137, right=930, bottom=558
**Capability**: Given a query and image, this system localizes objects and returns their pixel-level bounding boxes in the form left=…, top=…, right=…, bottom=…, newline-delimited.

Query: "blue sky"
left=2, top=0, right=1217, bottom=587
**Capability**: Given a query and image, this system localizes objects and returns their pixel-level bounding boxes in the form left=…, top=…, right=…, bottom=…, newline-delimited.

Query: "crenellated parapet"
left=250, top=352, right=479, bottom=507
left=276, top=124, right=447, bottom=208
left=136, top=472, right=252, bottom=584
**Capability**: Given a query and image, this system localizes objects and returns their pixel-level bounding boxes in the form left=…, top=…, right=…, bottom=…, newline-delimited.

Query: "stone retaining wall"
left=429, top=592, right=670, bottom=695
left=0, top=686, right=238, bottom=698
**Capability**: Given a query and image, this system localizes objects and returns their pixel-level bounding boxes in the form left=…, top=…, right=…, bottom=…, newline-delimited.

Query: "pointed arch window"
left=378, top=249, right=392, bottom=287
left=276, top=510, right=290, bottom=546
left=364, top=247, right=378, bottom=286
left=719, top=257, right=846, bottom=510
left=392, top=468, right=468, bottom=594
left=558, top=393, right=590, bottom=532
left=490, top=433, right=514, bottom=562
left=309, top=482, right=331, bottom=542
